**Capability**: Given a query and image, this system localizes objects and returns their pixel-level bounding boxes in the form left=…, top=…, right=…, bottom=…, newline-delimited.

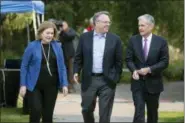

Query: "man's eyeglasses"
left=97, top=20, right=112, bottom=25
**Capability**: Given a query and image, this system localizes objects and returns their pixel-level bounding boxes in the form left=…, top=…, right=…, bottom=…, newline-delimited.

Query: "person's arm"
left=62, top=28, right=76, bottom=41
left=20, top=43, right=33, bottom=86
left=125, top=37, right=137, bottom=72
left=115, top=37, right=123, bottom=75
left=57, top=43, right=69, bottom=87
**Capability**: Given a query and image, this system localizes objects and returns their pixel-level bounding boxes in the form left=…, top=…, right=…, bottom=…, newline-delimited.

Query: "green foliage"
left=154, top=1, right=184, bottom=50
left=120, top=71, right=131, bottom=84
left=163, top=60, right=184, bottom=81
left=3, top=13, right=32, bottom=31
left=1, top=50, right=20, bottom=59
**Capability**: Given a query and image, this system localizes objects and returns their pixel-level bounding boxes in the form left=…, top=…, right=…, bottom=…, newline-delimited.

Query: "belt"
left=91, top=73, right=103, bottom=76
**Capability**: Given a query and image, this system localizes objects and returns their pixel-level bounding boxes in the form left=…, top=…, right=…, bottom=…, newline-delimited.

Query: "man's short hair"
left=92, top=11, right=110, bottom=25
left=138, top=14, right=155, bottom=25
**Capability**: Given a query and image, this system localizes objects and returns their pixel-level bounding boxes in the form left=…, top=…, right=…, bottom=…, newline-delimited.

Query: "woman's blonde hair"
left=36, top=21, right=58, bottom=40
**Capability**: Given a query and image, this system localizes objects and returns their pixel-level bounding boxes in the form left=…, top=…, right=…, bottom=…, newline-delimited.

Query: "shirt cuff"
left=148, top=67, right=152, bottom=73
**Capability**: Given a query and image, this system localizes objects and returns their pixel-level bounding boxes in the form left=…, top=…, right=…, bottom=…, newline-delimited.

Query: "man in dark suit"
left=58, top=20, right=76, bottom=93
left=125, top=14, right=169, bottom=123
left=73, top=11, right=123, bottom=123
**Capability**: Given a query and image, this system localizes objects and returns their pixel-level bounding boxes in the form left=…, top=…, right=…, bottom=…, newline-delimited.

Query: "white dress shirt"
left=92, top=31, right=106, bottom=73
left=142, top=33, right=152, bottom=59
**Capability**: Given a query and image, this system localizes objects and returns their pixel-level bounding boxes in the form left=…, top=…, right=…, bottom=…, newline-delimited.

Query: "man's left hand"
left=137, top=67, right=151, bottom=76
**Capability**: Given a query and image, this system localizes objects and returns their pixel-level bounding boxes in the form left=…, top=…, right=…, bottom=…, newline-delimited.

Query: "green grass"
left=1, top=107, right=29, bottom=122
left=159, top=111, right=184, bottom=122
left=1, top=95, right=29, bottom=122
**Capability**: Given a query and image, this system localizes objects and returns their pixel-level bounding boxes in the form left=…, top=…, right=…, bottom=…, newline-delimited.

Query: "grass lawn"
left=1, top=107, right=29, bottom=122
left=1, top=96, right=29, bottom=122
left=158, top=111, right=184, bottom=122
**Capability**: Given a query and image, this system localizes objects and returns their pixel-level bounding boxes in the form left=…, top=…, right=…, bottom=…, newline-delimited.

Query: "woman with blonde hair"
left=19, top=21, right=68, bottom=123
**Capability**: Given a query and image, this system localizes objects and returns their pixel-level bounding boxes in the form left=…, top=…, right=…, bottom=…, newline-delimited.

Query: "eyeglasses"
left=97, top=20, right=112, bottom=25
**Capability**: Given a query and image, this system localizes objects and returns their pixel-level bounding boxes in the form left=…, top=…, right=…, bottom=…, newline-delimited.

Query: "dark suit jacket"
left=74, top=31, right=123, bottom=91
left=125, top=34, right=169, bottom=93
left=59, top=28, right=76, bottom=63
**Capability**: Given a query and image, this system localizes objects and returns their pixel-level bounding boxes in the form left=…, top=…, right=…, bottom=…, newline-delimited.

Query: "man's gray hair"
left=138, top=14, right=155, bottom=25
left=92, top=11, right=110, bottom=25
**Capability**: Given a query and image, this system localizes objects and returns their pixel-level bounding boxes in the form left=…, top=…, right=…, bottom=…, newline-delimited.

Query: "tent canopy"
left=1, top=0, right=44, bottom=14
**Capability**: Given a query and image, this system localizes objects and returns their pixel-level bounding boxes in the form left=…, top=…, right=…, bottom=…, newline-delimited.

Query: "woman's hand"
left=62, top=86, right=68, bottom=96
left=19, top=86, right=27, bottom=97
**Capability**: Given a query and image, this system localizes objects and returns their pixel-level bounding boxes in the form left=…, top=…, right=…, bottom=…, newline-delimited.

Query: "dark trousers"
left=23, top=90, right=30, bottom=114
left=81, top=76, right=115, bottom=123
left=132, top=88, right=160, bottom=123
left=28, top=86, right=58, bottom=123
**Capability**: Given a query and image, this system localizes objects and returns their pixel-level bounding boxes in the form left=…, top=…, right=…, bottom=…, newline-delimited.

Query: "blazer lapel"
left=34, top=41, right=42, bottom=64
left=88, top=31, right=94, bottom=70
left=103, top=32, right=111, bottom=61
left=89, top=31, right=94, bottom=56
left=146, top=34, right=156, bottom=62
left=136, top=35, right=145, bottom=63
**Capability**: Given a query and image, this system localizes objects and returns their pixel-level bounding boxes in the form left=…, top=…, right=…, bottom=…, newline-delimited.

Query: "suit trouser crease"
left=132, top=83, right=160, bottom=123
left=81, top=76, right=115, bottom=123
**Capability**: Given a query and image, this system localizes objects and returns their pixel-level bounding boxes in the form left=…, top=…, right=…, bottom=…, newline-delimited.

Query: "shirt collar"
left=93, top=31, right=106, bottom=38
left=142, top=33, right=152, bottom=41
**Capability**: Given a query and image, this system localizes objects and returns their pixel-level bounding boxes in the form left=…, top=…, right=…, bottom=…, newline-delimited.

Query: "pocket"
left=107, top=68, right=119, bottom=83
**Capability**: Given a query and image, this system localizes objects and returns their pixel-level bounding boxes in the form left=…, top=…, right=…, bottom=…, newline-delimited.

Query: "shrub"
left=163, top=60, right=184, bottom=81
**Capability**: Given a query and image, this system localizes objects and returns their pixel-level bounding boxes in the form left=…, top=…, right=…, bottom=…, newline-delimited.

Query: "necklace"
left=41, top=43, right=52, bottom=76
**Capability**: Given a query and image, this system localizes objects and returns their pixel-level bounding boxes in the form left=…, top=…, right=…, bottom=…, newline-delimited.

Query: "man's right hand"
left=19, top=86, right=27, bottom=98
left=73, top=73, right=79, bottom=84
left=132, top=70, right=139, bottom=80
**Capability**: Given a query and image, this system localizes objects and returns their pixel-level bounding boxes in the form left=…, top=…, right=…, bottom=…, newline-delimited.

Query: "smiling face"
left=41, top=28, right=54, bottom=44
left=138, top=18, right=154, bottom=38
left=36, top=21, right=58, bottom=43
left=95, top=14, right=111, bottom=33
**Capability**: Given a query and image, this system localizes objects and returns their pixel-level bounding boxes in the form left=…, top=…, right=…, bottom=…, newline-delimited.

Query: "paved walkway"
left=53, top=82, right=184, bottom=122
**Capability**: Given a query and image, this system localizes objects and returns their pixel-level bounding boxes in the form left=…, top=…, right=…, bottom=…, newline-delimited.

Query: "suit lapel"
left=146, top=34, right=156, bottom=62
left=103, top=32, right=111, bottom=61
left=136, top=35, right=145, bottom=63
left=88, top=31, right=94, bottom=70
left=35, top=41, right=42, bottom=64
left=89, top=31, right=94, bottom=56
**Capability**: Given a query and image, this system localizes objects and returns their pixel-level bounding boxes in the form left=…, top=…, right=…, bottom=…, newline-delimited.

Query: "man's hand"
left=137, top=67, right=151, bottom=76
left=132, top=70, right=139, bottom=80
left=19, top=86, right=26, bottom=98
left=62, top=21, right=69, bottom=32
left=62, top=86, right=68, bottom=96
left=73, top=73, right=79, bottom=84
